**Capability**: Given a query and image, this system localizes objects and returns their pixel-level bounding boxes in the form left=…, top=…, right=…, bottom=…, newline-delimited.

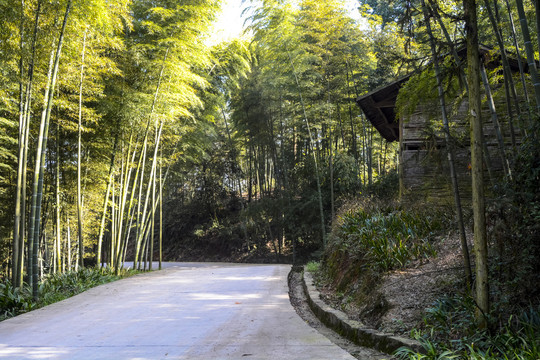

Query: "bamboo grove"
left=0, top=0, right=222, bottom=297
left=0, top=0, right=401, bottom=296
left=1, top=0, right=540, bottom=312
left=160, top=0, right=404, bottom=263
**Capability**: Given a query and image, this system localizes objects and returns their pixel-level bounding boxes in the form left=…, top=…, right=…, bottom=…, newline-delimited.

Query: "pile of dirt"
left=316, top=230, right=471, bottom=335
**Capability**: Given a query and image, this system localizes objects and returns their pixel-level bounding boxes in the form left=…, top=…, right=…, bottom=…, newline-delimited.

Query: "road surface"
left=0, top=263, right=359, bottom=359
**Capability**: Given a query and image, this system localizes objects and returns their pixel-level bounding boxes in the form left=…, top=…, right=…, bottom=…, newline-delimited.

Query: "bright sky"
left=209, top=0, right=363, bottom=45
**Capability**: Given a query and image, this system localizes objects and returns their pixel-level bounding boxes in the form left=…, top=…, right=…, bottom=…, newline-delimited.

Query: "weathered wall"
left=399, top=97, right=518, bottom=202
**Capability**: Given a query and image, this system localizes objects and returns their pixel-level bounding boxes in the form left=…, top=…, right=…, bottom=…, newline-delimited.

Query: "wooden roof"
left=357, top=45, right=527, bottom=143
left=356, top=75, right=411, bottom=142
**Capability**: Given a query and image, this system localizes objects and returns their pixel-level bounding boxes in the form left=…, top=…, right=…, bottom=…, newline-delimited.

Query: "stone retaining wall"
left=302, top=269, right=424, bottom=355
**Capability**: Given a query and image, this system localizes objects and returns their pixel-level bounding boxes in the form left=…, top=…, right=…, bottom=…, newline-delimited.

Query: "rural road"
left=0, top=263, right=360, bottom=360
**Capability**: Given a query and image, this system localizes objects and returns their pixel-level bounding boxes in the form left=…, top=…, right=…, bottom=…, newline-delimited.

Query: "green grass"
left=0, top=281, right=33, bottom=320
left=1, top=267, right=137, bottom=321
left=305, top=261, right=320, bottom=273
left=333, top=206, right=442, bottom=272
left=395, top=299, right=540, bottom=360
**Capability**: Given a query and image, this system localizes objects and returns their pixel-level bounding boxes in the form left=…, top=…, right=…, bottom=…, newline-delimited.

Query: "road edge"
left=300, top=267, right=425, bottom=355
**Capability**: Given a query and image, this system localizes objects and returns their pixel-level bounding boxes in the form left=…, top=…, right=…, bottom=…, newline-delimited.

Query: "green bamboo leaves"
left=4, top=0, right=219, bottom=294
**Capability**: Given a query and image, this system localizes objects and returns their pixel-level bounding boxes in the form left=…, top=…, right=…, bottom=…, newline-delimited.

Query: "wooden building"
left=356, top=51, right=521, bottom=202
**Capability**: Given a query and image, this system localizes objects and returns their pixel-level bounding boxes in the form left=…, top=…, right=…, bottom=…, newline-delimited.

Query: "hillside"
left=311, top=191, right=540, bottom=359
left=315, top=228, right=469, bottom=335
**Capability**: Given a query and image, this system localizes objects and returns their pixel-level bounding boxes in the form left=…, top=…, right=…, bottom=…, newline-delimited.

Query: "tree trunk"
left=480, top=63, right=511, bottom=177
left=362, top=116, right=367, bottom=186
left=111, top=177, right=116, bottom=268
left=28, top=49, right=56, bottom=291
left=428, top=0, right=468, bottom=91
left=134, top=121, right=163, bottom=267
left=159, top=150, right=163, bottom=270
left=12, top=0, right=26, bottom=286
left=113, top=134, right=135, bottom=273
left=13, top=0, right=42, bottom=288
left=97, top=137, right=117, bottom=267
left=367, top=127, right=373, bottom=186
left=133, top=48, right=168, bottom=268
left=483, top=0, right=519, bottom=152
left=515, top=0, right=540, bottom=111
left=248, top=143, right=253, bottom=202
left=119, top=137, right=142, bottom=268
left=504, top=0, right=531, bottom=117
left=32, top=0, right=71, bottom=298
left=327, top=88, right=335, bottom=225
left=535, top=0, right=540, bottom=61
left=288, top=52, right=326, bottom=246
left=149, top=134, right=158, bottom=271
left=67, top=216, right=71, bottom=270
left=464, top=0, right=489, bottom=328
left=422, top=0, right=473, bottom=289
left=112, top=147, right=125, bottom=270
left=55, top=122, right=62, bottom=273
left=134, top=140, right=147, bottom=269
left=346, top=61, right=360, bottom=185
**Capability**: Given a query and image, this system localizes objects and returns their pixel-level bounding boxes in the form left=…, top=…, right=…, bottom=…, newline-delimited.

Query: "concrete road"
left=0, top=263, right=358, bottom=360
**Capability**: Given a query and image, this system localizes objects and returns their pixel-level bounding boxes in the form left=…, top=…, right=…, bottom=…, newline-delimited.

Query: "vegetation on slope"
left=1, top=267, right=136, bottom=321
left=315, top=128, right=540, bottom=359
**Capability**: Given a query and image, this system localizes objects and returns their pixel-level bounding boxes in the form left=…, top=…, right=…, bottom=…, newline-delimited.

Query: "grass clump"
left=0, top=281, right=33, bottom=320
left=38, top=267, right=136, bottom=306
left=395, top=298, right=540, bottom=359
left=317, top=197, right=448, bottom=325
left=330, top=200, right=442, bottom=272
left=305, top=261, right=320, bottom=273
left=1, top=267, right=136, bottom=321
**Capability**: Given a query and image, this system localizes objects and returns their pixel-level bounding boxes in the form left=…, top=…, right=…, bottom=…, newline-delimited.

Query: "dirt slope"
left=317, top=231, right=470, bottom=335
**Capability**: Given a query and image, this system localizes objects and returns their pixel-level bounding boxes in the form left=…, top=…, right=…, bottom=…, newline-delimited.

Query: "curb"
left=302, top=268, right=424, bottom=355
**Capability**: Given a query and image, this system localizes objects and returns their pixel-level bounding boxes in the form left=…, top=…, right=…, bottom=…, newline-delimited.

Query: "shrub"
left=0, top=281, right=33, bottom=320
left=38, top=267, right=129, bottom=306
left=305, top=261, right=320, bottom=273
left=1, top=267, right=134, bottom=322
left=328, top=200, right=442, bottom=272
left=396, top=301, right=540, bottom=360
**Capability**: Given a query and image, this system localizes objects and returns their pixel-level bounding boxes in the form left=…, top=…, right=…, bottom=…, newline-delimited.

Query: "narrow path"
left=0, top=263, right=359, bottom=360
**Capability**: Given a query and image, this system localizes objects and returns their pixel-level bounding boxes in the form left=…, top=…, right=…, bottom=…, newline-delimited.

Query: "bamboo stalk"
left=159, top=148, right=163, bottom=270
left=422, top=0, right=472, bottom=288
left=55, top=122, right=61, bottom=273
left=77, top=29, right=87, bottom=269
left=13, top=0, right=42, bottom=288
left=97, top=137, right=117, bottom=267
left=515, top=0, right=540, bottom=111
left=504, top=0, right=530, bottom=115
left=483, top=0, right=518, bottom=151
left=288, top=51, right=326, bottom=246
left=464, top=0, right=489, bottom=328
left=480, top=63, right=511, bottom=177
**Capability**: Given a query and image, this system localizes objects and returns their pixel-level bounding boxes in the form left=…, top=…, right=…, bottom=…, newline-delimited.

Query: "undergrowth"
left=0, top=281, right=33, bottom=320
left=1, top=267, right=136, bottom=321
left=395, top=124, right=540, bottom=359
left=396, top=296, right=540, bottom=360
left=316, top=197, right=450, bottom=326
left=327, top=199, right=444, bottom=273
left=305, top=261, right=320, bottom=273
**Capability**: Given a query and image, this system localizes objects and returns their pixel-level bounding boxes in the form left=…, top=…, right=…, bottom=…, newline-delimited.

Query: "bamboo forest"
left=0, top=0, right=540, bottom=358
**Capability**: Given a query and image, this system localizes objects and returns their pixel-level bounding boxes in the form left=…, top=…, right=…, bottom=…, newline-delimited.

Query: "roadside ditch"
left=288, top=266, right=389, bottom=360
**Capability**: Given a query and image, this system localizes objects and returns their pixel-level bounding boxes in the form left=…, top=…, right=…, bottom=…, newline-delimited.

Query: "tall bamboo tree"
left=421, top=0, right=473, bottom=289
left=464, top=0, right=489, bottom=328
left=515, top=0, right=540, bottom=110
